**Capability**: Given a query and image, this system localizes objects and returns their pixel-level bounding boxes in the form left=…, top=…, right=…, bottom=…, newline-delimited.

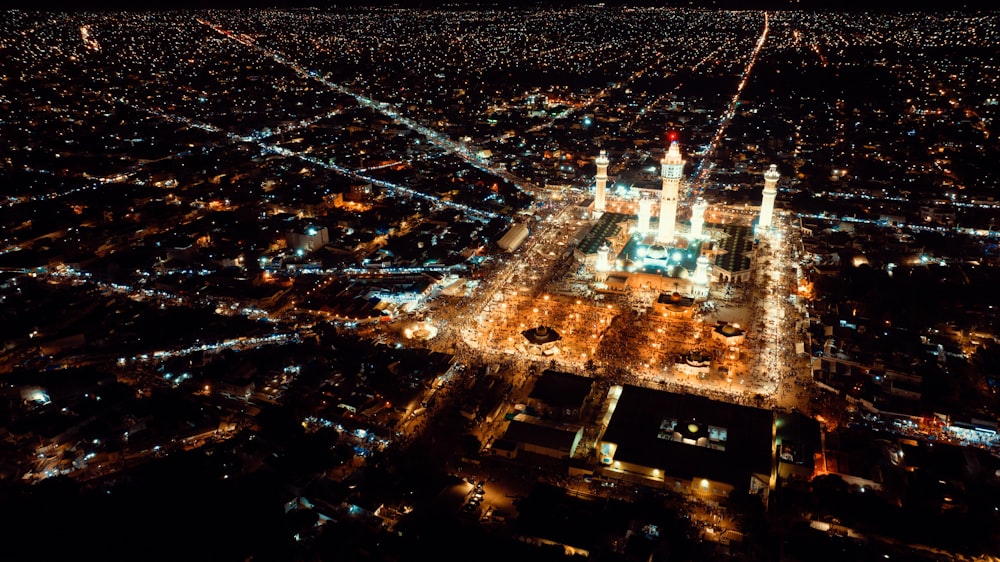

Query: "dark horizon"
left=17, top=0, right=1000, bottom=12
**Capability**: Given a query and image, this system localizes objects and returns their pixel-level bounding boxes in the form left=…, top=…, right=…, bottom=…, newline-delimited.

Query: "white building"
left=758, top=164, right=780, bottom=232
left=286, top=224, right=329, bottom=255
left=657, top=141, right=684, bottom=245
left=497, top=223, right=530, bottom=252
left=690, top=198, right=707, bottom=240
left=594, top=150, right=609, bottom=218
left=637, top=198, right=653, bottom=236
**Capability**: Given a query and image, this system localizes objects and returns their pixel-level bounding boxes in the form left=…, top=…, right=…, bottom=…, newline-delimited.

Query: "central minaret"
left=594, top=150, right=609, bottom=218
left=658, top=141, right=684, bottom=245
left=758, top=164, right=780, bottom=232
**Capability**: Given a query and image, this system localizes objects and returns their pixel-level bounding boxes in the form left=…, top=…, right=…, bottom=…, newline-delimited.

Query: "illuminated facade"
left=579, top=139, right=744, bottom=303
left=637, top=198, right=653, bottom=236
left=692, top=255, right=710, bottom=299
left=594, top=149, right=609, bottom=218
left=690, top=197, right=707, bottom=240
left=286, top=224, right=329, bottom=255
left=758, top=164, right=780, bottom=232
left=657, top=141, right=684, bottom=245
left=595, top=243, right=611, bottom=282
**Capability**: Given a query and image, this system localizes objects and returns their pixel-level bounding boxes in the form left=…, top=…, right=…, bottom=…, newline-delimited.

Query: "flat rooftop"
left=504, top=419, right=580, bottom=453
left=577, top=212, right=629, bottom=255
left=602, top=385, right=774, bottom=485
left=713, top=223, right=755, bottom=273
left=529, top=370, right=594, bottom=410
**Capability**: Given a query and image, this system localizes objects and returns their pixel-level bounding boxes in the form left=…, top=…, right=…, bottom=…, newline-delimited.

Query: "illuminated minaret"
left=758, top=164, right=780, bottom=232
left=692, top=255, right=710, bottom=298
left=690, top=197, right=707, bottom=240
left=594, top=150, right=609, bottom=218
left=658, top=141, right=684, bottom=245
left=637, top=199, right=653, bottom=236
left=595, top=242, right=611, bottom=283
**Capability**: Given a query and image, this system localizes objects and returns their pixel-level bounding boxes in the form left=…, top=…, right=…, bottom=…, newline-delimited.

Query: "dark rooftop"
left=602, top=385, right=774, bottom=485
left=529, top=370, right=594, bottom=410
left=577, top=212, right=629, bottom=256
left=713, top=223, right=755, bottom=274
left=503, top=419, right=580, bottom=453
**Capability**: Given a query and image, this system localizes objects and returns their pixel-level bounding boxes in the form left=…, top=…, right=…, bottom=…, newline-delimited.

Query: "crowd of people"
left=416, top=219, right=821, bottom=415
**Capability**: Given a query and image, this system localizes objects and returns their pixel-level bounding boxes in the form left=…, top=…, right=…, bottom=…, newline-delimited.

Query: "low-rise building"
left=598, top=385, right=775, bottom=501
left=500, top=418, right=583, bottom=460
left=526, top=370, right=594, bottom=422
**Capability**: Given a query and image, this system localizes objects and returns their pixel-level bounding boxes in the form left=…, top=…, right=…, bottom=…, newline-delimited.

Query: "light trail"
left=121, top=333, right=300, bottom=366
left=30, top=270, right=300, bottom=369
left=796, top=212, right=1000, bottom=239
left=525, top=43, right=686, bottom=137
left=356, top=151, right=443, bottom=173
left=621, top=47, right=722, bottom=136
left=198, top=18, right=534, bottom=197
left=691, top=47, right=723, bottom=73
left=0, top=102, right=340, bottom=212
left=122, top=99, right=503, bottom=221
left=811, top=43, right=828, bottom=66
left=253, top=107, right=346, bottom=140
left=689, top=11, right=771, bottom=196
left=256, top=140, right=501, bottom=221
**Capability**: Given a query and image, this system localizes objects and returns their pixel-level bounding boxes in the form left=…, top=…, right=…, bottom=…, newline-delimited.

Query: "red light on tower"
left=667, top=131, right=678, bottom=142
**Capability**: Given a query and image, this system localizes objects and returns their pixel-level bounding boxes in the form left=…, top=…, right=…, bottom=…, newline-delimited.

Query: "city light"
left=3, top=6, right=999, bottom=558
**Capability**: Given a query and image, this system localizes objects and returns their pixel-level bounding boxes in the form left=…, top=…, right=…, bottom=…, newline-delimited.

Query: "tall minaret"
left=595, top=242, right=611, bottom=283
left=637, top=199, right=653, bottom=236
left=692, top=255, right=710, bottom=299
left=658, top=141, right=684, bottom=245
left=690, top=197, right=707, bottom=240
left=758, top=164, right=780, bottom=232
left=594, top=150, right=609, bottom=218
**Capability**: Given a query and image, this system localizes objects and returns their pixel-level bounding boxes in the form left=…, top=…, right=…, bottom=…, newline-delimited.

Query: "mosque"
left=574, top=140, right=780, bottom=299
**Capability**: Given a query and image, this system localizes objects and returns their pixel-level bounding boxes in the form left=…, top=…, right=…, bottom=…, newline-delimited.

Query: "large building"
left=497, top=222, right=529, bottom=252
left=498, top=418, right=584, bottom=460
left=582, top=143, right=702, bottom=298
left=711, top=223, right=755, bottom=284
left=581, top=141, right=762, bottom=296
left=527, top=369, right=595, bottom=422
left=598, top=385, right=775, bottom=501
left=286, top=223, right=329, bottom=255
left=573, top=212, right=630, bottom=269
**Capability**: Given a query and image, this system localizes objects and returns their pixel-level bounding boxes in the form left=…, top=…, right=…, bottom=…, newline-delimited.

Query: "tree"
left=458, top=433, right=482, bottom=457
left=810, top=473, right=849, bottom=514
left=255, top=404, right=304, bottom=446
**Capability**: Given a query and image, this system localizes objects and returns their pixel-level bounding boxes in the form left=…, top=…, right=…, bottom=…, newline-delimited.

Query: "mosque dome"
left=721, top=325, right=739, bottom=336
left=646, top=244, right=667, bottom=260
left=522, top=325, right=561, bottom=345
left=684, top=350, right=711, bottom=367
